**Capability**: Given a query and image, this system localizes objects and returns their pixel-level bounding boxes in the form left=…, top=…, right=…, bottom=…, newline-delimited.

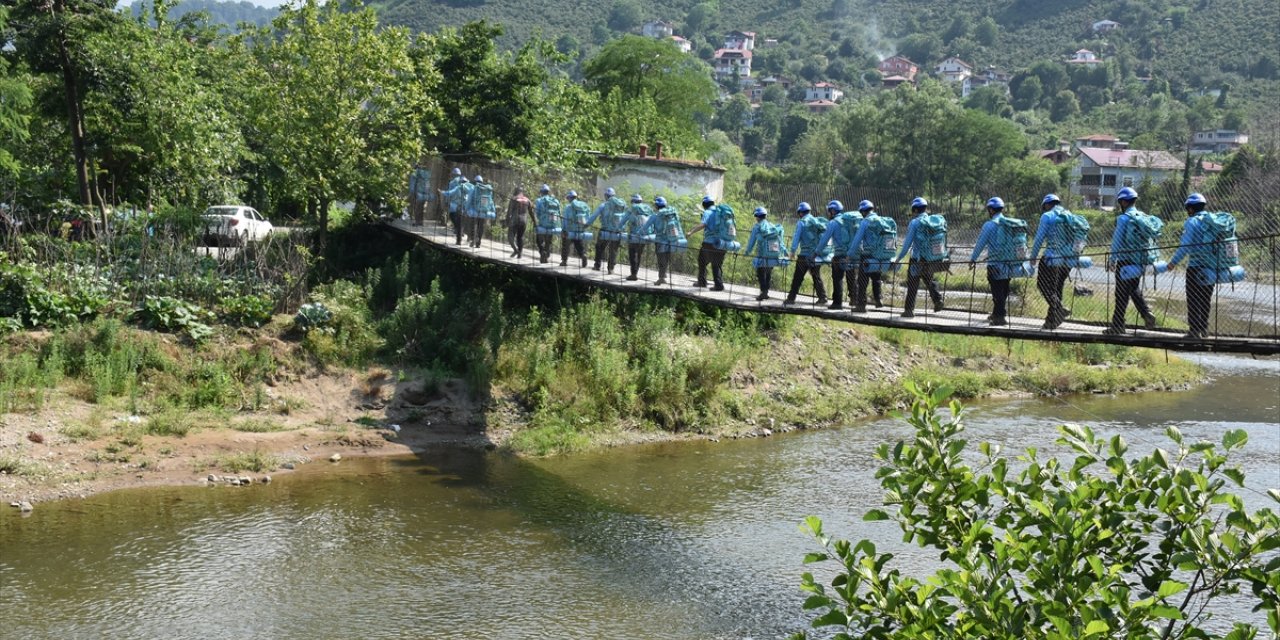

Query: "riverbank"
left=1, top=312, right=1202, bottom=506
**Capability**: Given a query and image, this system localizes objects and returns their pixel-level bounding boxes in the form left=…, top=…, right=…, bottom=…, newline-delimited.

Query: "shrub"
left=795, top=384, right=1280, bottom=639
left=133, top=295, right=214, bottom=342
left=219, top=294, right=274, bottom=328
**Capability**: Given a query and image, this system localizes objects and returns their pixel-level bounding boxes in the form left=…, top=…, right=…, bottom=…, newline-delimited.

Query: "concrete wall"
left=594, top=158, right=726, bottom=201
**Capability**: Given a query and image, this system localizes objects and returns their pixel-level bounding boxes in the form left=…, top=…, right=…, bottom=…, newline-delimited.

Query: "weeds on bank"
left=0, top=453, right=43, bottom=476
left=206, top=450, right=280, bottom=473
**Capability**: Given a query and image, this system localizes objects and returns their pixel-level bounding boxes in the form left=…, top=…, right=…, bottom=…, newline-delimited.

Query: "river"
left=1, top=355, right=1277, bottom=639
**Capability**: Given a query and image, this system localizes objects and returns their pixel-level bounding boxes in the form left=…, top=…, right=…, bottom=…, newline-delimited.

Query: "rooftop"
left=1078, top=147, right=1182, bottom=170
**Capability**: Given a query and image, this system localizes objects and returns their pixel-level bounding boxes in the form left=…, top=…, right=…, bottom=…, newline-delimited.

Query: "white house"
left=670, top=35, right=692, bottom=53
left=960, top=67, right=1010, bottom=97
left=641, top=20, right=674, bottom=39
left=724, top=30, right=756, bottom=51
left=1091, top=20, right=1121, bottom=34
left=1191, top=129, right=1249, bottom=154
left=1067, top=49, right=1103, bottom=66
left=1071, top=147, right=1182, bottom=208
left=713, top=48, right=752, bottom=79
left=935, top=57, right=973, bottom=83
left=804, top=82, right=843, bottom=102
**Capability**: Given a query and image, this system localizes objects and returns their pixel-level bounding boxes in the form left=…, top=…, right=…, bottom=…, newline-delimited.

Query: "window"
left=1080, top=175, right=1101, bottom=186
left=1102, top=175, right=1117, bottom=186
left=1122, top=176, right=1134, bottom=187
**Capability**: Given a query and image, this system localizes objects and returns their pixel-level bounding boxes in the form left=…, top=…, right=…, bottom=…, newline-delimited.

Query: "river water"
left=1, top=355, right=1277, bottom=639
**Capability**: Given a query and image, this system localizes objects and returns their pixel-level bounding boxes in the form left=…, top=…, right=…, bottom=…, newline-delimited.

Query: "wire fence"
left=416, top=155, right=1280, bottom=342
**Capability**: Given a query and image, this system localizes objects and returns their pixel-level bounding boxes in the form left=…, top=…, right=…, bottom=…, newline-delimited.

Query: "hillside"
left=371, top=0, right=1280, bottom=133
left=128, top=0, right=279, bottom=29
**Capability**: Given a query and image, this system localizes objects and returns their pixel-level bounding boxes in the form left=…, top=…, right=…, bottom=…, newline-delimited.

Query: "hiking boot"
left=828, top=303, right=843, bottom=310
left=1102, top=326, right=1126, bottom=336
left=852, top=305, right=867, bottom=313
left=815, top=297, right=828, bottom=305
left=756, top=293, right=770, bottom=301
left=626, top=274, right=638, bottom=281
left=710, top=284, right=725, bottom=292
left=783, top=298, right=796, bottom=306
left=933, top=300, right=945, bottom=312
left=581, top=258, right=588, bottom=268
left=607, top=268, right=614, bottom=275
left=901, top=311, right=915, bottom=318
left=694, top=280, right=708, bottom=288
left=655, top=278, right=667, bottom=285
left=560, top=260, right=568, bottom=266
left=591, top=265, right=601, bottom=271
left=1143, top=315, right=1158, bottom=331
left=989, top=317, right=1008, bottom=327
left=874, top=301, right=884, bottom=308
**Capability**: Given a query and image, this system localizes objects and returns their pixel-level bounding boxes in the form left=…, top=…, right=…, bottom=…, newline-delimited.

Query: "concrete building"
left=936, top=57, right=973, bottom=83
left=713, top=48, right=753, bottom=79
left=1071, top=147, right=1182, bottom=208
left=592, top=150, right=726, bottom=201
left=724, top=30, right=756, bottom=51
left=804, top=82, right=843, bottom=102
left=1191, top=129, right=1249, bottom=154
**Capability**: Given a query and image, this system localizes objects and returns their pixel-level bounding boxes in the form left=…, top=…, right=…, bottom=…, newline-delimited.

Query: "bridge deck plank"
left=387, top=221, right=1280, bottom=355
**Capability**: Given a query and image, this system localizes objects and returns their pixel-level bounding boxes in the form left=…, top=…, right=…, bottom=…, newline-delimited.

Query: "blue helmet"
left=654, top=196, right=668, bottom=208
left=1117, top=187, right=1138, bottom=201
left=857, top=199, right=874, bottom=212
left=452, top=168, right=462, bottom=176
left=986, top=197, right=1005, bottom=210
left=631, top=194, right=643, bottom=203
left=827, top=200, right=843, bottom=212
left=702, top=195, right=716, bottom=206
left=566, top=190, right=578, bottom=199
left=1185, top=192, right=1207, bottom=206
left=539, top=184, right=550, bottom=194
left=754, top=207, right=768, bottom=218
left=1042, top=193, right=1061, bottom=206
left=796, top=201, right=812, bottom=213
left=605, top=187, right=616, bottom=197
left=911, top=197, right=928, bottom=209
left=474, top=175, right=484, bottom=183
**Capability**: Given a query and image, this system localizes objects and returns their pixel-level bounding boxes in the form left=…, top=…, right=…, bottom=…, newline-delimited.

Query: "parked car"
left=201, top=206, right=273, bottom=246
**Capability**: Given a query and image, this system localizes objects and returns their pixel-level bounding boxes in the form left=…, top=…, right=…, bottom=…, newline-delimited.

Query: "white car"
left=201, top=206, right=273, bottom=246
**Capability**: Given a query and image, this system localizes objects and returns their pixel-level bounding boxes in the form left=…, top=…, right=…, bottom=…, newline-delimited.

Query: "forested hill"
left=128, top=0, right=278, bottom=28
left=372, top=0, right=1280, bottom=124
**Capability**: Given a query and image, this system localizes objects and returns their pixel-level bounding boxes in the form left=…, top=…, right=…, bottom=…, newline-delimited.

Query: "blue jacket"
left=970, top=214, right=1016, bottom=279
left=622, top=203, right=653, bottom=243
left=790, top=213, right=830, bottom=260
left=638, top=207, right=687, bottom=253
left=586, top=197, right=629, bottom=234
left=1030, top=207, right=1060, bottom=264
left=845, top=213, right=880, bottom=261
left=745, top=221, right=787, bottom=267
left=1168, top=214, right=1213, bottom=270
left=816, top=212, right=861, bottom=259
left=442, top=179, right=471, bottom=213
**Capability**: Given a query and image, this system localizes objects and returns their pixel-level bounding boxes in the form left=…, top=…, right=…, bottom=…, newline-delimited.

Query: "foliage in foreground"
left=796, top=384, right=1280, bottom=639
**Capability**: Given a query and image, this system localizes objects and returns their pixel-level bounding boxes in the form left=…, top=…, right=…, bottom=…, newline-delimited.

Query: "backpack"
left=713, top=204, right=737, bottom=240
left=1054, top=209, right=1090, bottom=258
left=657, top=210, right=687, bottom=249
left=864, top=216, right=897, bottom=261
left=625, top=204, right=652, bottom=242
left=1202, top=211, right=1239, bottom=271
left=1121, top=211, right=1164, bottom=265
left=473, top=183, right=495, bottom=218
left=567, top=199, right=590, bottom=230
left=831, top=212, right=863, bottom=256
left=759, top=222, right=784, bottom=259
left=536, top=196, right=560, bottom=229
left=991, top=217, right=1030, bottom=276
left=917, top=214, right=949, bottom=262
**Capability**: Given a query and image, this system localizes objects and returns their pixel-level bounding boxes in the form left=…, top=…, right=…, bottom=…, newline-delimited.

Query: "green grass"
left=231, top=418, right=291, bottom=433
left=0, top=453, right=43, bottom=476
left=208, top=450, right=280, bottom=473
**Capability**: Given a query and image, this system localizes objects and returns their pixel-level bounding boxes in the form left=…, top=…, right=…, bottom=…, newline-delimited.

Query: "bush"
left=133, top=295, right=214, bottom=342
left=219, top=294, right=274, bottom=328
left=795, top=384, right=1280, bottom=639
left=299, top=280, right=382, bottom=367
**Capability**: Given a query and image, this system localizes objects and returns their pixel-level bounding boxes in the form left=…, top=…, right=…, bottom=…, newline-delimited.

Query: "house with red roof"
left=713, top=48, right=753, bottom=79
left=1071, top=147, right=1182, bottom=208
left=877, top=56, right=918, bottom=82
left=804, top=82, right=843, bottom=102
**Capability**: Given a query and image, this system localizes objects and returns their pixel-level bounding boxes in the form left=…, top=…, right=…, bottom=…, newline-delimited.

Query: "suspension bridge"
left=386, top=219, right=1280, bottom=356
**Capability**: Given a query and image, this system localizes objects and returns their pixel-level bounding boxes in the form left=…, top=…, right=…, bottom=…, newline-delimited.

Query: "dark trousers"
left=1037, top=260, right=1070, bottom=320
left=536, top=233, right=553, bottom=263
left=656, top=252, right=673, bottom=282
left=469, top=218, right=487, bottom=247
left=988, top=267, right=1010, bottom=321
left=854, top=266, right=883, bottom=308
left=756, top=267, right=773, bottom=297
left=411, top=198, right=425, bottom=225
left=627, top=243, right=646, bottom=277
left=904, top=260, right=944, bottom=313
left=594, top=239, right=621, bottom=272
left=1111, top=262, right=1154, bottom=328
left=829, top=256, right=855, bottom=307
left=696, top=242, right=727, bottom=286
left=449, top=210, right=463, bottom=244
left=561, top=235, right=586, bottom=266
left=1187, top=275, right=1214, bottom=336
left=508, top=222, right=526, bottom=257
left=787, top=256, right=827, bottom=302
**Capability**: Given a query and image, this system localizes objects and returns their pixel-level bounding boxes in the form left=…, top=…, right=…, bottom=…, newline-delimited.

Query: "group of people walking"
left=435, top=169, right=1244, bottom=340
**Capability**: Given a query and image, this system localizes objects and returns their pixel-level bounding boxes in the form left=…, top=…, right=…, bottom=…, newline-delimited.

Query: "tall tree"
left=0, top=8, right=33, bottom=178
left=8, top=0, right=119, bottom=205
left=243, top=0, right=436, bottom=246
